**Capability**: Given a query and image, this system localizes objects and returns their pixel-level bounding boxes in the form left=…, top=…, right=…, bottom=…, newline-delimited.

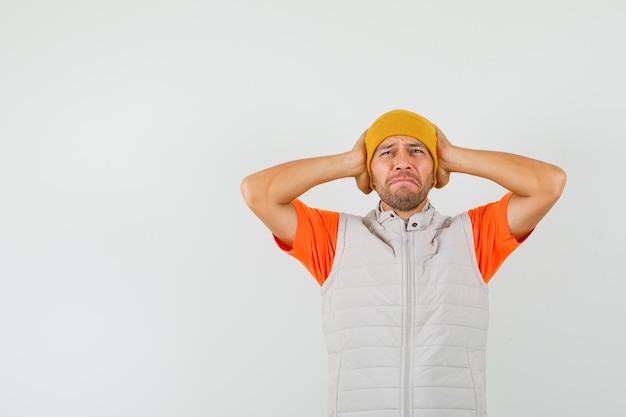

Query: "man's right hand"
left=352, top=129, right=373, bottom=194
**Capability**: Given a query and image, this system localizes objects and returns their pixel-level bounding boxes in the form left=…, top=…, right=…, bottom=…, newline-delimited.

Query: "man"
left=240, top=109, right=566, bottom=417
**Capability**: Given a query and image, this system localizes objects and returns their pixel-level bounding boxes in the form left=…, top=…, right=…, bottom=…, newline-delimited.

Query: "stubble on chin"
left=374, top=174, right=433, bottom=213
left=379, top=188, right=427, bottom=212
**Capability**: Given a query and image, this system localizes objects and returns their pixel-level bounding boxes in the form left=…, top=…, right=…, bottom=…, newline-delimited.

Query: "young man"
left=240, top=109, right=566, bottom=417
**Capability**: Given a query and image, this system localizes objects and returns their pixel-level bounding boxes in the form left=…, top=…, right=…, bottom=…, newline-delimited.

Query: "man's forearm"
left=443, top=146, right=565, bottom=198
left=241, top=151, right=362, bottom=207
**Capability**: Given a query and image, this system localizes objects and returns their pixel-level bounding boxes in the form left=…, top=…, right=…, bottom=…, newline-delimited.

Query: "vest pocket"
left=466, top=350, right=486, bottom=417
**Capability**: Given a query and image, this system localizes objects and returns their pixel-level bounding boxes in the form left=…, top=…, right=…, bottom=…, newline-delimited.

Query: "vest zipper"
left=402, top=225, right=414, bottom=417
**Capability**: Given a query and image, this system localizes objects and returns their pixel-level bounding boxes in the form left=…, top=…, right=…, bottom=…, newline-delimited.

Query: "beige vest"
left=320, top=203, right=489, bottom=417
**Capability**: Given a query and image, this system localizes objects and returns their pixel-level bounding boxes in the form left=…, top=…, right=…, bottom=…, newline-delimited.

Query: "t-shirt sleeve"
left=273, top=199, right=339, bottom=286
left=468, top=192, right=532, bottom=284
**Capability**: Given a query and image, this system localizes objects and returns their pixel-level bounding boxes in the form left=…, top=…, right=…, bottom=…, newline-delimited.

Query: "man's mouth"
left=388, top=176, right=420, bottom=186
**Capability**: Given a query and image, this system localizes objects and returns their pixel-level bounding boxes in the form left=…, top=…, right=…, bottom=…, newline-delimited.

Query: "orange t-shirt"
left=275, top=192, right=526, bottom=286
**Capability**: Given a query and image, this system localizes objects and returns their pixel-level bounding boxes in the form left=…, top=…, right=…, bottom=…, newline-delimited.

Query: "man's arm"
left=240, top=131, right=371, bottom=247
left=435, top=127, right=567, bottom=240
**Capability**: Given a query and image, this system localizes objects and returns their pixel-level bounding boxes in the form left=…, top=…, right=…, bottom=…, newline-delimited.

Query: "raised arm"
left=240, top=131, right=371, bottom=247
left=435, top=127, right=567, bottom=240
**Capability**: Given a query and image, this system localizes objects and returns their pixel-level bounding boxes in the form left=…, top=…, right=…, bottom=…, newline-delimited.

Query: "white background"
left=1, top=0, right=624, bottom=416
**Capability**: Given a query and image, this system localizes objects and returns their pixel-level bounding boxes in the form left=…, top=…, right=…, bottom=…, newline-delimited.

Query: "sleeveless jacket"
left=320, top=202, right=489, bottom=417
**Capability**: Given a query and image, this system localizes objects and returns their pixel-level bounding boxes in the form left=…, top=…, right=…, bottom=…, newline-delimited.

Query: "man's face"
left=370, top=135, right=434, bottom=214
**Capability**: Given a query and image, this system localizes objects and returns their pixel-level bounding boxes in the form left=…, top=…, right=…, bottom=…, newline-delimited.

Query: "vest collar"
left=375, top=200, right=437, bottom=231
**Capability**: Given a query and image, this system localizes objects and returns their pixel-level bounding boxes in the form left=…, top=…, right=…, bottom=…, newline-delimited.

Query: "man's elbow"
left=537, top=165, right=567, bottom=207
left=240, top=175, right=260, bottom=209
left=548, top=166, right=567, bottom=201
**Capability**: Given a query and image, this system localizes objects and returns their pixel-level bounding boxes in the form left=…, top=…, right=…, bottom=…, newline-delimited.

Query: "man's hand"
left=352, top=129, right=373, bottom=194
left=434, top=125, right=453, bottom=189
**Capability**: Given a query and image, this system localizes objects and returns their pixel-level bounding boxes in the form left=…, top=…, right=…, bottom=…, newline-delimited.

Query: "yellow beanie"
left=364, top=109, right=438, bottom=189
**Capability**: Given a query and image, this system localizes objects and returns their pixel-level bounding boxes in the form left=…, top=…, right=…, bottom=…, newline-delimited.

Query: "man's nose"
left=393, top=152, right=412, bottom=169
